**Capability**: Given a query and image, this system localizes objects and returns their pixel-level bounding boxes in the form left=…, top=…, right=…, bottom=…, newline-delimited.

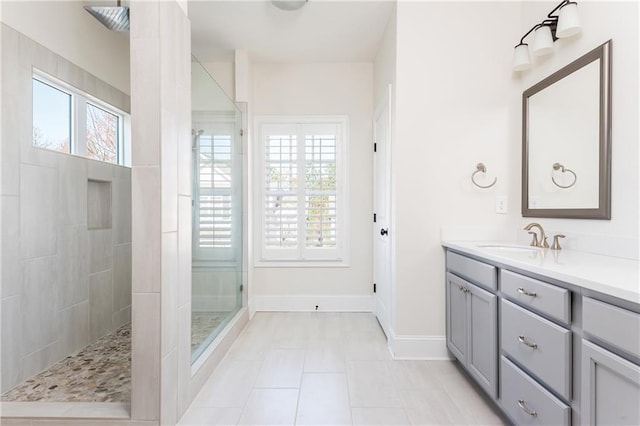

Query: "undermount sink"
left=477, top=244, right=542, bottom=253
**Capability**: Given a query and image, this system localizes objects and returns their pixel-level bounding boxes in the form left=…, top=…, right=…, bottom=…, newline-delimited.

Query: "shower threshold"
left=0, top=400, right=130, bottom=419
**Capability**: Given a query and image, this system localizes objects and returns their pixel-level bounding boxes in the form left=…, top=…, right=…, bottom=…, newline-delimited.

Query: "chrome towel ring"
left=552, top=162, right=577, bottom=189
left=471, top=163, right=497, bottom=189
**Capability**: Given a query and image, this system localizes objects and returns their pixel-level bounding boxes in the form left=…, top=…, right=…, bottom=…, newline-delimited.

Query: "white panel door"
left=373, top=85, right=392, bottom=339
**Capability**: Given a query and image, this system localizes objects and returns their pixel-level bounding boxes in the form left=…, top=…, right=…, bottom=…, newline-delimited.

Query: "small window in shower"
left=32, top=77, right=72, bottom=153
left=86, top=103, right=119, bottom=164
left=32, top=71, right=129, bottom=166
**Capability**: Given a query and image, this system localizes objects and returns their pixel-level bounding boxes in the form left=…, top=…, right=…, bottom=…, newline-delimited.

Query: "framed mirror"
left=522, top=40, right=612, bottom=219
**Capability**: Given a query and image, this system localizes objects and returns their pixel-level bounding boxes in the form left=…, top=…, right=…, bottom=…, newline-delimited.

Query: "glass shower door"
left=191, top=57, right=243, bottom=363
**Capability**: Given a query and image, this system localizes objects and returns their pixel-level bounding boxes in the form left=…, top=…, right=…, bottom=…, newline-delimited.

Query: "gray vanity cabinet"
left=446, top=271, right=498, bottom=397
left=443, top=246, right=640, bottom=426
left=581, top=296, right=640, bottom=425
left=581, top=341, right=640, bottom=425
left=446, top=272, right=468, bottom=361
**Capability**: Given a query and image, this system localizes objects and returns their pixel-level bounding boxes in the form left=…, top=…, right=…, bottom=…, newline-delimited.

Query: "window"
left=32, top=78, right=72, bottom=153
left=32, top=72, right=128, bottom=166
left=86, top=103, right=119, bottom=163
left=193, top=115, right=241, bottom=263
left=256, top=116, right=348, bottom=265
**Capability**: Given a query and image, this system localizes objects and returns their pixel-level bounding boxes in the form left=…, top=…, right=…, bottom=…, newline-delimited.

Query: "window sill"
left=254, top=259, right=350, bottom=268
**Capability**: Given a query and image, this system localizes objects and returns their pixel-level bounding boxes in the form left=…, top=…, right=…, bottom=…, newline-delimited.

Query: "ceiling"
left=188, top=0, right=396, bottom=63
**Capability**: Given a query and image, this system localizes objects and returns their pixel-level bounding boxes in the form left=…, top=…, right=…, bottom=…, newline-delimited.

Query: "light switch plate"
left=495, top=196, right=508, bottom=214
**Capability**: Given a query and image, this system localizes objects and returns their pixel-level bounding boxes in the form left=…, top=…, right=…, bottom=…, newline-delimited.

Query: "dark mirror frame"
left=522, top=40, right=612, bottom=219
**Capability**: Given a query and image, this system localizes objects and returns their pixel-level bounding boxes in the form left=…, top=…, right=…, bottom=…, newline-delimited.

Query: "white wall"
left=516, top=1, right=639, bottom=259
left=201, top=61, right=235, bottom=101
left=392, top=1, right=522, bottom=338
left=0, top=0, right=130, bottom=95
left=374, top=7, right=396, bottom=111
left=192, top=61, right=237, bottom=112
left=251, top=63, right=374, bottom=309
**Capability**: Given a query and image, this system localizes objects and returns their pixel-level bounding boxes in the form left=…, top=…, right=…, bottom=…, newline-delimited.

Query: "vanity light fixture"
left=512, top=0, right=582, bottom=71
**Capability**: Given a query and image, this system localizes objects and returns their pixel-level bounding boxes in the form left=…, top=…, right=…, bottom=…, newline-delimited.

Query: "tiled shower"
left=0, top=23, right=132, bottom=402
left=1, top=2, right=247, bottom=419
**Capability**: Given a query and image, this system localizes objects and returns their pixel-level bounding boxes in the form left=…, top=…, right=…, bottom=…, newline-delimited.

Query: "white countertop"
left=442, top=241, right=640, bottom=305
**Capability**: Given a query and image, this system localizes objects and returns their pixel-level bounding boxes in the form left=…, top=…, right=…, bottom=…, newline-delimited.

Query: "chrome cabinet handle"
left=518, top=335, right=538, bottom=349
left=518, top=399, right=537, bottom=417
left=517, top=287, right=537, bottom=297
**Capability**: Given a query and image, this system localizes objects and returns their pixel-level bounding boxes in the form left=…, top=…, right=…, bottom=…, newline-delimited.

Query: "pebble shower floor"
left=1, top=325, right=131, bottom=402
left=1, top=312, right=228, bottom=402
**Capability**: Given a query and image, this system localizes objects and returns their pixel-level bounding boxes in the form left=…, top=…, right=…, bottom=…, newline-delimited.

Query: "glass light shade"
left=513, top=43, right=531, bottom=71
left=556, top=2, right=581, bottom=38
left=532, top=25, right=554, bottom=56
left=272, top=0, right=308, bottom=11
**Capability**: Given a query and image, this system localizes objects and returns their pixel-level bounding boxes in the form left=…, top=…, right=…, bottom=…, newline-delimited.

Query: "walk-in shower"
left=191, top=57, right=244, bottom=363
left=0, top=20, right=133, bottom=407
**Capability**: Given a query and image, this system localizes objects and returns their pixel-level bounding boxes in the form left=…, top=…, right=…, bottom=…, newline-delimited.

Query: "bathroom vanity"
left=442, top=241, right=640, bottom=425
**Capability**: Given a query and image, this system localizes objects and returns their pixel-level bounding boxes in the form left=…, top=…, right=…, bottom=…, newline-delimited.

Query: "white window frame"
left=32, top=69, right=130, bottom=166
left=254, top=115, right=349, bottom=267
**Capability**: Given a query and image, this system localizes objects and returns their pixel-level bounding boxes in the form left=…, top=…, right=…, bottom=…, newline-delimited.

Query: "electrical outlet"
left=495, top=196, right=508, bottom=214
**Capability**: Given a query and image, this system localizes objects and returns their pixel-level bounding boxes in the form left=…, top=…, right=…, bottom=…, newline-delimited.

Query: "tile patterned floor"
left=178, top=312, right=508, bottom=426
left=1, top=324, right=131, bottom=403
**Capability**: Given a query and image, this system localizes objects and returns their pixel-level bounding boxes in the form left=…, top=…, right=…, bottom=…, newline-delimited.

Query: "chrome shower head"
left=192, top=129, right=204, bottom=149
left=84, top=1, right=130, bottom=32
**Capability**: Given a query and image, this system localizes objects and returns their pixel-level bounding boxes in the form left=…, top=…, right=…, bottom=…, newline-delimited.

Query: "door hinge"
left=240, top=284, right=243, bottom=292
left=374, top=142, right=377, bottom=152
left=373, top=283, right=377, bottom=293
left=373, top=213, right=377, bottom=223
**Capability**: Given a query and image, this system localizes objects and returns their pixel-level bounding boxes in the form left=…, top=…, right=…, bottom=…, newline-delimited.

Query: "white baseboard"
left=388, top=330, right=453, bottom=360
left=254, top=295, right=374, bottom=312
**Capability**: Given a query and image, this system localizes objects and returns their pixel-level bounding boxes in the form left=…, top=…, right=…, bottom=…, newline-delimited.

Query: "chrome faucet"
left=524, top=223, right=549, bottom=248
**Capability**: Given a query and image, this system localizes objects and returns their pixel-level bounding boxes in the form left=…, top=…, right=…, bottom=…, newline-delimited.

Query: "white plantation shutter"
left=257, top=117, right=347, bottom=263
left=194, top=117, right=240, bottom=261
left=264, top=134, right=298, bottom=250
left=304, top=134, right=337, bottom=249
left=198, top=134, right=232, bottom=249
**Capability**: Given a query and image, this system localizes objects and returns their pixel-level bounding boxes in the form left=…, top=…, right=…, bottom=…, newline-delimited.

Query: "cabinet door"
left=446, top=273, right=467, bottom=363
left=467, top=282, right=497, bottom=397
left=582, top=340, right=640, bottom=425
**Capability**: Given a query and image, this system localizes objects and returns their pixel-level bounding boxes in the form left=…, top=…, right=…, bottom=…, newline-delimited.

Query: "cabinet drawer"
left=501, top=270, right=570, bottom=324
left=583, top=297, right=640, bottom=359
left=446, top=251, right=497, bottom=291
left=501, top=356, right=570, bottom=426
left=501, top=299, right=572, bottom=399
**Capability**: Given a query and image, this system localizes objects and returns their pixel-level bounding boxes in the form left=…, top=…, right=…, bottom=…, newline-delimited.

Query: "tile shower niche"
left=88, top=179, right=112, bottom=230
